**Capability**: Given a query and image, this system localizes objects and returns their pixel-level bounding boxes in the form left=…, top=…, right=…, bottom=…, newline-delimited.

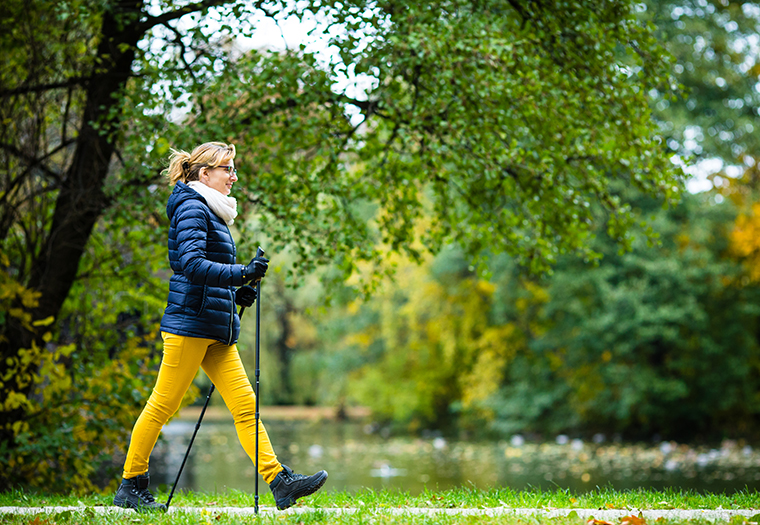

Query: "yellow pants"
left=122, top=332, right=283, bottom=484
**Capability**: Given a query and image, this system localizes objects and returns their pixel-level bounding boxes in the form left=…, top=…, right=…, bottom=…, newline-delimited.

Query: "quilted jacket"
left=159, top=181, right=246, bottom=345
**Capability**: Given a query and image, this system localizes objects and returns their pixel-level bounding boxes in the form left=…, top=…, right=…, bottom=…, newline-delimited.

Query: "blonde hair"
left=164, top=142, right=236, bottom=186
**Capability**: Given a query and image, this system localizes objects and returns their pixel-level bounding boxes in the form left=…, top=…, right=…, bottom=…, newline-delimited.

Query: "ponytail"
left=165, top=149, right=192, bottom=185
left=163, top=142, right=236, bottom=186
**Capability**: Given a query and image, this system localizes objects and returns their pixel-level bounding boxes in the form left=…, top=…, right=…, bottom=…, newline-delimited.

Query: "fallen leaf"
left=621, top=515, right=647, bottom=525
left=588, top=519, right=615, bottom=525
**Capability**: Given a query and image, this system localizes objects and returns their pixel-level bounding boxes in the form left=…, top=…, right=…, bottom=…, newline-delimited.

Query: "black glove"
left=243, top=255, right=269, bottom=283
left=235, top=285, right=257, bottom=307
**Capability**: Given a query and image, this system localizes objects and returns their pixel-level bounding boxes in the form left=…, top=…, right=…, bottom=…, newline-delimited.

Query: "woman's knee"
left=145, top=392, right=182, bottom=422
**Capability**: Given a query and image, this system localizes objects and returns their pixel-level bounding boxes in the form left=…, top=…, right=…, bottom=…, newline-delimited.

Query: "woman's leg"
left=201, top=341, right=283, bottom=484
left=122, top=333, right=212, bottom=478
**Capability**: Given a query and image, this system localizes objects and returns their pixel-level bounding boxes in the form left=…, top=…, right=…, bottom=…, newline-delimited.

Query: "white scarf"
left=188, top=181, right=238, bottom=226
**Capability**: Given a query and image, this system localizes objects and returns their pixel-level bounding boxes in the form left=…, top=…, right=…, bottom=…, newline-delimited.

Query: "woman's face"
left=201, top=161, right=238, bottom=195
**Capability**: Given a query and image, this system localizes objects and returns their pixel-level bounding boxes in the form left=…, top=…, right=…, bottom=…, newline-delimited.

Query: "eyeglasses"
left=217, top=165, right=237, bottom=176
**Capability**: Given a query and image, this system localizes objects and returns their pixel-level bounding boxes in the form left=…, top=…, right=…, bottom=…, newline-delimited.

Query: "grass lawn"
left=2, top=487, right=760, bottom=524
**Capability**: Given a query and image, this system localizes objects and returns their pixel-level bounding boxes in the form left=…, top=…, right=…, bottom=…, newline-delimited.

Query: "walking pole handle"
left=238, top=247, right=265, bottom=319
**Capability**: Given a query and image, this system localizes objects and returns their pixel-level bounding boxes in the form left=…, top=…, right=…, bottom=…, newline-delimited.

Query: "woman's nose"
left=230, top=171, right=238, bottom=182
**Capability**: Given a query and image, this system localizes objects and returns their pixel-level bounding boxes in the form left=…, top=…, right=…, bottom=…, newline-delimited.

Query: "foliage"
left=486, top=192, right=760, bottom=440
left=317, top=247, right=530, bottom=431
left=0, top=257, right=165, bottom=493
left=307, top=190, right=760, bottom=440
left=280, top=0, right=760, bottom=439
left=644, top=0, right=760, bottom=162
left=716, top=162, right=760, bottom=281
left=1, top=0, right=685, bottom=491
left=730, top=201, right=760, bottom=280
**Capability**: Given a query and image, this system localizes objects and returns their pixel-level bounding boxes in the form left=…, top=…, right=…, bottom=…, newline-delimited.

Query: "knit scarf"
left=188, top=181, right=238, bottom=226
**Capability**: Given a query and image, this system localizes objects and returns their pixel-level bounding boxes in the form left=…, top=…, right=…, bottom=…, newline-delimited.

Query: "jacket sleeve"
left=175, top=201, right=245, bottom=287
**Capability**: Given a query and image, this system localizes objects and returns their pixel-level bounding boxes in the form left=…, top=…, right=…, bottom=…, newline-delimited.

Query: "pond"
left=149, top=409, right=760, bottom=496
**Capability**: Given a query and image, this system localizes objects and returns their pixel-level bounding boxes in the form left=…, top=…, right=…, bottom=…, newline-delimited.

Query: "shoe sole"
left=276, top=471, right=328, bottom=510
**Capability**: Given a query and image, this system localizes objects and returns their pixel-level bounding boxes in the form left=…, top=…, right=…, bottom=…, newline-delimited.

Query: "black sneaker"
left=113, top=473, right=166, bottom=512
left=269, top=464, right=328, bottom=510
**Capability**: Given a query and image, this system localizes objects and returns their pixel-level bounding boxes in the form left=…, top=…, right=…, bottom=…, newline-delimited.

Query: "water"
left=150, top=417, right=760, bottom=495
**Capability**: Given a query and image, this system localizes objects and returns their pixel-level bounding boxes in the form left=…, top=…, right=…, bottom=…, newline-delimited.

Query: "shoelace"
left=282, top=468, right=307, bottom=482
left=133, top=487, right=156, bottom=503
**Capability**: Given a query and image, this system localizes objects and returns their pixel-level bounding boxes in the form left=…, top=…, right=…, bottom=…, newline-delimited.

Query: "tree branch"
left=0, top=78, right=88, bottom=99
left=0, top=142, right=66, bottom=184
left=140, top=0, right=225, bottom=30
left=139, top=0, right=233, bottom=32
left=506, top=0, right=530, bottom=27
left=336, top=94, right=386, bottom=119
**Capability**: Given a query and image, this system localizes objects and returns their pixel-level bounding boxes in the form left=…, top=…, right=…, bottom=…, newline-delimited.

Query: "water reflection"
left=150, top=416, right=760, bottom=495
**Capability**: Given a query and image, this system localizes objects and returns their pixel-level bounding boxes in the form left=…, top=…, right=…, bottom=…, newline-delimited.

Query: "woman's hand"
left=243, top=255, right=269, bottom=283
left=235, top=285, right=257, bottom=307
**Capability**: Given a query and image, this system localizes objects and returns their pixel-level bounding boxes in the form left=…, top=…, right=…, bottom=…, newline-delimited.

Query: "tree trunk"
left=0, top=0, right=145, bottom=469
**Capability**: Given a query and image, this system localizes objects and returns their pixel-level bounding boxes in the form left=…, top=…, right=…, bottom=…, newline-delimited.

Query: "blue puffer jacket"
left=159, top=182, right=246, bottom=345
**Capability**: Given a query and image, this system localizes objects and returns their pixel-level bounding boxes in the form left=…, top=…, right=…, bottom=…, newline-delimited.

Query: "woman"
left=114, top=142, right=327, bottom=511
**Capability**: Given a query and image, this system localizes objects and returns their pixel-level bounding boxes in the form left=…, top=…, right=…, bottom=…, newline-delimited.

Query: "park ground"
left=3, top=488, right=760, bottom=524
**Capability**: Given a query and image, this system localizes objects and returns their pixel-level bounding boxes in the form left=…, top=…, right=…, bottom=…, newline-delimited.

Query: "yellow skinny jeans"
left=122, top=332, right=283, bottom=484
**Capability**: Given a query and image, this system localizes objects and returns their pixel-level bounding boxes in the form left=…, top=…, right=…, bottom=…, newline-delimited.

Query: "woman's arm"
left=175, top=201, right=245, bottom=287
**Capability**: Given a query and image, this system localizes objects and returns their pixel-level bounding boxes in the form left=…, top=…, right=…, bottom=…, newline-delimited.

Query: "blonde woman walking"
left=114, top=142, right=327, bottom=511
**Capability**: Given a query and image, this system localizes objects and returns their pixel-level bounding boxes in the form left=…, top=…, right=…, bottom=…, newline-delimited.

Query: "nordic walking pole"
left=166, top=381, right=214, bottom=509
left=239, top=246, right=265, bottom=514
left=165, top=246, right=265, bottom=510
left=253, top=247, right=264, bottom=515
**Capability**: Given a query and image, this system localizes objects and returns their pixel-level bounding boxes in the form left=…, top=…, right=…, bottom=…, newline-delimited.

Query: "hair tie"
left=182, top=161, right=190, bottom=172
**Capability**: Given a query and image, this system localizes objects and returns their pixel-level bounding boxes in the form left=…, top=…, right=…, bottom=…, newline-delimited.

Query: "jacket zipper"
left=225, top=222, right=236, bottom=346
left=227, top=287, right=235, bottom=345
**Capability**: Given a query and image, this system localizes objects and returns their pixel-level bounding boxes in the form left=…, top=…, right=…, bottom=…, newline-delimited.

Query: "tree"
left=282, top=0, right=760, bottom=440
left=325, top=190, right=760, bottom=440
left=2, top=0, right=681, bottom=489
left=644, top=0, right=760, bottom=162
left=487, top=191, right=760, bottom=440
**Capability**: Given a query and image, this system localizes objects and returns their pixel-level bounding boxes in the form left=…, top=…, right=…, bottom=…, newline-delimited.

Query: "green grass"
left=3, top=486, right=760, bottom=509
left=2, top=487, right=760, bottom=524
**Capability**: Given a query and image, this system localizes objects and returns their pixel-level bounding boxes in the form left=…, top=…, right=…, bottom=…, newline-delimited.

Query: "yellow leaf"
left=32, top=316, right=55, bottom=327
